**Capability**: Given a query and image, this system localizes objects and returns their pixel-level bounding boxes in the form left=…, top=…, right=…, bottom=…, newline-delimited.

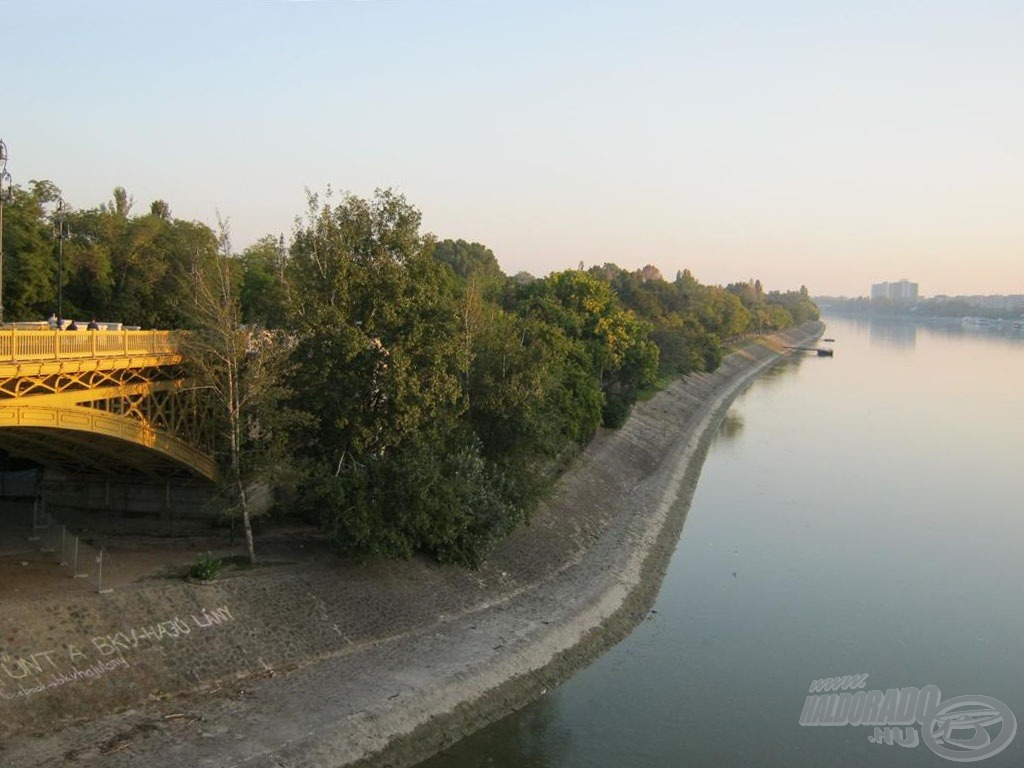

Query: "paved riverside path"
left=0, top=324, right=822, bottom=768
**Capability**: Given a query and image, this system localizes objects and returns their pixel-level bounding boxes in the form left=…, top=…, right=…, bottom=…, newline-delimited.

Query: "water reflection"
left=748, top=357, right=802, bottom=390
left=922, top=318, right=1024, bottom=348
left=868, top=318, right=917, bottom=348
left=420, top=694, right=569, bottom=768
left=828, top=314, right=1024, bottom=352
left=716, top=411, right=744, bottom=441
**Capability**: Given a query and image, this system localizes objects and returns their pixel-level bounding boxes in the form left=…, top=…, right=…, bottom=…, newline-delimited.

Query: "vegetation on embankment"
left=2, top=182, right=819, bottom=566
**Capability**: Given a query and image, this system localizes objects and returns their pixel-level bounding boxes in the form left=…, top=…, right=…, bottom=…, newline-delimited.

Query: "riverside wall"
left=0, top=322, right=823, bottom=767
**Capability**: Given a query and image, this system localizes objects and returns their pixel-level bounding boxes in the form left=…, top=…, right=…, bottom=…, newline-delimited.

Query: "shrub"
left=189, top=552, right=222, bottom=581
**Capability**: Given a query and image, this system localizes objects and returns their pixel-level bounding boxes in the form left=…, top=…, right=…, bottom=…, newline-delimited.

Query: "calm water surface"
left=420, top=316, right=1024, bottom=767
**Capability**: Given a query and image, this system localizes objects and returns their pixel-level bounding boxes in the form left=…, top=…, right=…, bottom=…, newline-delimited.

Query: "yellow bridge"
left=0, top=329, right=216, bottom=481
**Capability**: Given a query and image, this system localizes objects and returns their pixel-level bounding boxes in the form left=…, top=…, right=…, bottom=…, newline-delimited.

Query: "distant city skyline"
left=871, top=279, right=919, bottom=304
left=4, top=1, right=1023, bottom=298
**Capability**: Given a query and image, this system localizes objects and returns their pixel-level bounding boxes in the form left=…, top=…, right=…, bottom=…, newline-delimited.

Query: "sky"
left=3, top=0, right=1022, bottom=297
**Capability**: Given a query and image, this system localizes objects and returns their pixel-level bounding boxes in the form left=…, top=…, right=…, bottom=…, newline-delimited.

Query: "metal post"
left=58, top=221, right=63, bottom=325
left=96, top=548, right=112, bottom=594
left=40, top=510, right=55, bottom=552
left=54, top=197, right=69, bottom=326
left=0, top=138, right=9, bottom=325
left=28, top=496, right=41, bottom=541
left=72, top=536, right=86, bottom=578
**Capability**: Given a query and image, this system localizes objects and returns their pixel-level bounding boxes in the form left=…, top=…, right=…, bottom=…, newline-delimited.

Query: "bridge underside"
left=0, top=426, right=213, bottom=480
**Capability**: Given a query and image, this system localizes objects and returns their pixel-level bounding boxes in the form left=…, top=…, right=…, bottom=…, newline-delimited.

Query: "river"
left=419, top=315, right=1024, bottom=767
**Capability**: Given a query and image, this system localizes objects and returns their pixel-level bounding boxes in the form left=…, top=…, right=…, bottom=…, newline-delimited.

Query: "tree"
left=150, top=199, right=171, bottom=220
left=1, top=181, right=60, bottom=320
left=287, top=189, right=490, bottom=560
left=238, top=234, right=288, bottom=328
left=110, top=186, right=133, bottom=217
left=185, top=220, right=298, bottom=563
left=287, top=188, right=464, bottom=461
left=467, top=307, right=600, bottom=470
left=517, top=270, right=657, bottom=425
left=433, top=239, right=503, bottom=284
left=61, top=188, right=215, bottom=328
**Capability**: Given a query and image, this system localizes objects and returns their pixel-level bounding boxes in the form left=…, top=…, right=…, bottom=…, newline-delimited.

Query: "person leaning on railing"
left=87, top=318, right=99, bottom=331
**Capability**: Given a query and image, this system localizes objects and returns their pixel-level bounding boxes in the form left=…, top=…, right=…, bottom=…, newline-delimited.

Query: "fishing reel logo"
left=799, top=675, right=1016, bottom=762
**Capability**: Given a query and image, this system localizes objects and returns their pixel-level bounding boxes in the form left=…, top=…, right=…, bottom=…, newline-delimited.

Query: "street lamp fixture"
left=0, top=138, right=10, bottom=325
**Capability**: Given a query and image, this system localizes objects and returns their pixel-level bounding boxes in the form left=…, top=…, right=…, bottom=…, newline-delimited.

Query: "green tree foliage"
left=285, top=193, right=669, bottom=564
left=1, top=181, right=60, bottom=320
left=286, top=189, right=518, bottom=564
left=433, top=238, right=503, bottom=284
left=514, top=270, right=658, bottom=426
left=583, top=264, right=748, bottom=378
left=468, top=310, right=589, bottom=454
left=238, top=234, right=289, bottom=328
left=56, top=188, right=218, bottom=327
left=724, top=279, right=819, bottom=332
left=766, top=288, right=820, bottom=325
left=287, top=189, right=464, bottom=460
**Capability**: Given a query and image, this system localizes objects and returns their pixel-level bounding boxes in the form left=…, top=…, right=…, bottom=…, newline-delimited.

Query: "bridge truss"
left=0, top=330, right=217, bottom=480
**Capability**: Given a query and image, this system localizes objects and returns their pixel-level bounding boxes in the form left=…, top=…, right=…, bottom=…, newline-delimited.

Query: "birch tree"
left=186, top=220, right=297, bottom=564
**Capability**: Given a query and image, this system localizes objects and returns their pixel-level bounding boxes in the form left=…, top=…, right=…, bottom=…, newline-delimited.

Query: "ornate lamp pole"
left=0, top=139, right=10, bottom=324
left=54, top=197, right=70, bottom=325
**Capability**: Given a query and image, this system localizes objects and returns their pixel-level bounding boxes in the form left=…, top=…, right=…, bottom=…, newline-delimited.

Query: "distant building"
left=871, top=280, right=919, bottom=305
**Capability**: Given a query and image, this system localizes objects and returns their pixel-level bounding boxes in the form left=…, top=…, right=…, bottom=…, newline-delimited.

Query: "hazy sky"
left=4, top=0, right=1022, bottom=297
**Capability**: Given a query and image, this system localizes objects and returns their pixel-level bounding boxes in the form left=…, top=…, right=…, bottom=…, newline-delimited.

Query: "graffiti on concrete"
left=0, top=605, right=234, bottom=703
left=91, top=606, right=234, bottom=655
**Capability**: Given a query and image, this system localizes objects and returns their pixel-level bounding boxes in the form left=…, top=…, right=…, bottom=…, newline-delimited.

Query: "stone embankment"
left=0, top=322, right=822, bottom=768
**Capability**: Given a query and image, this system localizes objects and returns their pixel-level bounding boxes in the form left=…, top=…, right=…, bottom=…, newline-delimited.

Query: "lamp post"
left=53, top=197, right=70, bottom=325
left=0, top=138, right=10, bottom=325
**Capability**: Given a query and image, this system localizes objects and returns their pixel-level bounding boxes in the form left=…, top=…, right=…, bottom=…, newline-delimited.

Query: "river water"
left=420, top=315, right=1024, bottom=767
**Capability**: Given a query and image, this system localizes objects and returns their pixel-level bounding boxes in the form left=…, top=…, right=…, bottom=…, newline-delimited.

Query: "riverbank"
left=0, top=322, right=822, bottom=768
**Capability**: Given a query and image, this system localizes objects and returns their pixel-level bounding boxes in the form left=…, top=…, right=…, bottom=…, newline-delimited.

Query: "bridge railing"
left=0, top=329, right=179, bottom=362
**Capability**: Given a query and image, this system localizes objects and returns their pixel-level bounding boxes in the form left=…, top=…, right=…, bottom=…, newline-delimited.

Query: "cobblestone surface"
left=0, top=325, right=822, bottom=768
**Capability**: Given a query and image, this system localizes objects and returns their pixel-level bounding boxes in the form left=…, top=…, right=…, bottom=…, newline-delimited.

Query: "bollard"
left=96, top=548, right=113, bottom=594
left=28, top=497, right=41, bottom=542
left=72, top=536, right=87, bottom=579
left=40, top=521, right=56, bottom=553
left=58, top=525, right=68, bottom=565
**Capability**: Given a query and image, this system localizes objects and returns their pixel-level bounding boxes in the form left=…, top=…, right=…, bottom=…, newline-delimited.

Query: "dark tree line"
left=1, top=182, right=818, bottom=566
